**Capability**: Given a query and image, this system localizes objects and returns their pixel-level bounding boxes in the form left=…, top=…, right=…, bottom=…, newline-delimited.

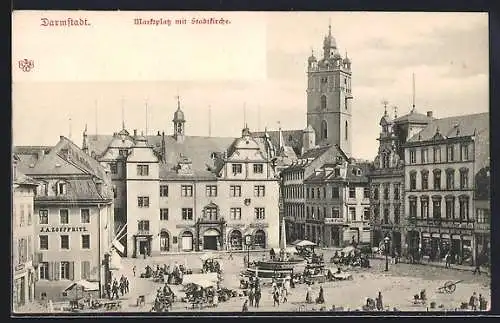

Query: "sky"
left=12, top=12, right=489, bottom=160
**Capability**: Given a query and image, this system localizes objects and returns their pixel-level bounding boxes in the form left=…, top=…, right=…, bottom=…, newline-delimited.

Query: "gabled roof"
left=393, top=109, right=434, bottom=124
left=252, top=129, right=303, bottom=156
left=13, top=171, right=38, bottom=186
left=35, top=179, right=107, bottom=201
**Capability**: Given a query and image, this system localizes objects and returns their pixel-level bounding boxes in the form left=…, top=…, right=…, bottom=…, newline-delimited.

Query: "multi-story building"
left=474, top=163, right=490, bottom=266
left=369, top=106, right=433, bottom=253
left=15, top=136, right=115, bottom=301
left=304, top=159, right=371, bottom=247
left=12, top=155, right=38, bottom=311
left=86, top=101, right=281, bottom=256
left=403, top=112, right=489, bottom=266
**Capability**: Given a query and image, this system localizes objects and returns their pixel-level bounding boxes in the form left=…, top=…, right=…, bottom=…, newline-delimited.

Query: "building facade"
left=369, top=106, right=433, bottom=253
left=12, top=156, right=38, bottom=311
left=403, top=112, right=489, bottom=266
left=15, top=137, right=115, bottom=301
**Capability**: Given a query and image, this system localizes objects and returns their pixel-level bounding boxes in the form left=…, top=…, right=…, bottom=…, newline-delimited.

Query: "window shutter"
left=48, top=262, right=54, bottom=281
left=69, top=262, right=74, bottom=280
left=54, top=261, right=60, bottom=281
left=80, top=261, right=85, bottom=280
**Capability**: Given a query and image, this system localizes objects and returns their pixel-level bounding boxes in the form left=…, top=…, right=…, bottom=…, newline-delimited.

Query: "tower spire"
left=328, top=18, right=332, bottom=36
left=381, top=99, right=389, bottom=117
left=412, top=72, right=416, bottom=112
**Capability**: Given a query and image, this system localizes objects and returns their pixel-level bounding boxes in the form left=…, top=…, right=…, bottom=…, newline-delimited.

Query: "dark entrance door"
left=204, top=236, right=218, bottom=250
left=139, top=241, right=148, bottom=255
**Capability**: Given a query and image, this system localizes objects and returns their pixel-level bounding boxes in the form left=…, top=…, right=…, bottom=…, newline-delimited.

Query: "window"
left=420, top=198, right=429, bottom=219
left=460, top=144, right=469, bottom=161
left=460, top=169, right=469, bottom=189
left=321, top=95, right=327, bottom=110
left=81, top=209, right=90, bottom=223
left=446, top=145, right=454, bottom=162
left=59, top=209, right=69, bottom=224
left=383, top=186, right=389, bottom=200
left=119, top=149, right=128, bottom=157
left=433, top=147, right=441, bottom=163
left=160, top=185, right=169, bottom=197
left=421, top=171, right=429, bottom=190
left=363, top=208, right=370, bottom=221
left=254, top=185, right=265, bottom=197
left=345, top=121, right=348, bottom=141
left=205, top=207, right=218, bottom=220
left=409, top=198, right=417, bottom=218
left=476, top=208, right=490, bottom=224
left=81, top=261, right=91, bottom=280
left=181, top=185, right=193, bottom=197
left=446, top=197, right=455, bottom=219
left=27, top=205, right=32, bottom=225
left=421, top=148, right=428, bottom=163
left=321, top=120, right=328, bottom=139
left=410, top=172, right=417, bottom=190
left=433, top=170, right=441, bottom=190
left=39, top=235, right=48, bottom=250
left=81, top=235, right=90, bottom=249
left=138, top=220, right=150, bottom=231
left=446, top=169, right=455, bottom=190
left=160, top=208, right=169, bottom=221
left=206, top=185, right=218, bottom=197
left=109, top=163, right=118, bottom=174
left=432, top=198, right=442, bottom=219
left=334, top=168, right=340, bottom=177
left=311, top=189, right=315, bottom=199
left=137, top=196, right=150, bottom=207
left=332, top=208, right=340, bottom=218
left=60, top=262, right=70, bottom=280
left=306, top=188, right=310, bottom=199
left=137, top=164, right=149, bottom=176
left=57, top=182, right=67, bottom=195
left=410, top=149, right=416, bottom=164
left=459, top=197, right=470, bottom=221
left=394, top=205, right=400, bottom=224
left=230, top=185, right=241, bottom=197
left=230, top=208, right=242, bottom=220
left=18, top=238, right=27, bottom=263
left=255, top=208, right=265, bottom=220
left=253, top=164, right=263, bottom=174
left=383, top=209, right=389, bottom=224
left=323, top=187, right=326, bottom=199
left=373, top=187, right=379, bottom=200
left=39, top=262, right=49, bottom=280
left=19, top=205, right=25, bottom=227
left=232, top=164, right=242, bottom=174
left=382, top=152, right=390, bottom=168
left=349, top=207, right=356, bottom=221
left=394, top=184, right=400, bottom=200
left=363, top=187, right=370, bottom=199
left=332, top=187, right=339, bottom=198
left=349, top=186, right=355, bottom=198
left=60, top=235, right=69, bottom=249
left=317, top=188, right=321, bottom=199
left=182, top=208, right=193, bottom=220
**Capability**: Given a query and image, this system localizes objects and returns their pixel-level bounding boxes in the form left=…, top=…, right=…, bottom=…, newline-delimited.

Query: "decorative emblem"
left=18, top=59, right=35, bottom=72
left=244, top=198, right=251, bottom=206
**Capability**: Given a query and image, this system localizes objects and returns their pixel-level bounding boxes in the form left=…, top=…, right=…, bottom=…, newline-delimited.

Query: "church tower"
left=173, top=96, right=185, bottom=143
left=306, top=23, right=353, bottom=156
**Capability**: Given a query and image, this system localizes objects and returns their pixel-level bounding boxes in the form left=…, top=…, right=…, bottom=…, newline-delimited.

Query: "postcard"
left=12, top=10, right=490, bottom=315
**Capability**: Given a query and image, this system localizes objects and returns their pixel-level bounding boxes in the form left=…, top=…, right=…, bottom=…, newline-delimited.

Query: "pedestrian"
left=376, top=291, right=383, bottom=311
left=133, top=265, right=136, bottom=277
left=281, top=285, right=288, bottom=303
left=112, top=279, right=119, bottom=300
left=105, top=282, right=111, bottom=300
left=306, top=284, right=312, bottom=304
left=469, top=292, right=478, bottom=310
left=254, top=287, right=261, bottom=308
left=473, top=258, right=481, bottom=275
left=248, top=287, right=254, bottom=307
left=478, top=294, right=485, bottom=311
left=119, top=280, right=125, bottom=296
left=445, top=252, right=451, bottom=268
left=242, top=299, right=249, bottom=312
left=125, top=277, right=130, bottom=293
left=395, top=250, right=399, bottom=264
left=316, top=284, right=324, bottom=304
left=273, top=287, right=280, bottom=307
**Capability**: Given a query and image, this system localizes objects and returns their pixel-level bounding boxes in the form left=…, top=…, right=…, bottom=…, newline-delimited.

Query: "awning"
left=182, top=273, right=219, bottom=287
left=64, top=280, right=99, bottom=292
left=204, top=229, right=220, bottom=237
left=431, top=233, right=440, bottom=238
left=422, top=233, right=430, bottom=238
left=295, top=240, right=316, bottom=247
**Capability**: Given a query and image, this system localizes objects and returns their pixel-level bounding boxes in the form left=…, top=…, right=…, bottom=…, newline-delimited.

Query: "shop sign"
left=39, top=226, right=88, bottom=233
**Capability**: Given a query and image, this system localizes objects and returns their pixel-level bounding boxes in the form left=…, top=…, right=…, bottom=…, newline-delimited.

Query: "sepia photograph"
left=11, top=11, right=490, bottom=314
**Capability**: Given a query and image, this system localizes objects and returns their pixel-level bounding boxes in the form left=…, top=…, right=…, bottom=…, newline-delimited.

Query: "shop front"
left=440, top=233, right=451, bottom=259
left=430, top=233, right=441, bottom=261
left=133, top=234, right=152, bottom=258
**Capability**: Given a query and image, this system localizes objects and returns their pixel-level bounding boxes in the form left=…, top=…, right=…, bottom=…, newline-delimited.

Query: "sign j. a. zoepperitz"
left=39, top=226, right=88, bottom=233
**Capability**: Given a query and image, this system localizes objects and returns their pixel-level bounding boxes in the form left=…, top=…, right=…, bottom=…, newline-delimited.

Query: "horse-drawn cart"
left=437, top=280, right=463, bottom=294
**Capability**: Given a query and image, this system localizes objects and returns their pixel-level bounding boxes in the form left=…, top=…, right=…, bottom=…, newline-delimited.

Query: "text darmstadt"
left=40, top=18, right=91, bottom=27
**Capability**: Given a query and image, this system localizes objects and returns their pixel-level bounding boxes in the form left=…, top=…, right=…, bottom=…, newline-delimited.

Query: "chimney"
left=426, top=111, right=433, bottom=118
left=133, top=129, right=137, bottom=137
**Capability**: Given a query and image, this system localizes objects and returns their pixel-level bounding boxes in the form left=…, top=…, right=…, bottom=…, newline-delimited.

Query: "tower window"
left=320, top=95, right=327, bottom=110
left=345, top=121, right=348, bottom=141
left=321, top=120, right=328, bottom=139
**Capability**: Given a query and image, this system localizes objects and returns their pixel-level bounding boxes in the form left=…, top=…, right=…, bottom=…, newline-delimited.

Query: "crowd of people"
left=137, top=262, right=192, bottom=285
left=104, top=275, right=130, bottom=300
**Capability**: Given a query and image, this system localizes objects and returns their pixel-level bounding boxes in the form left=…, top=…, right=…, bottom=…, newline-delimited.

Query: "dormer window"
left=57, top=182, right=67, bottom=195
left=119, top=149, right=128, bottom=157
left=334, top=168, right=340, bottom=177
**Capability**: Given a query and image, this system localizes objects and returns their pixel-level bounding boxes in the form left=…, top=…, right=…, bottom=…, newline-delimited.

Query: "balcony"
left=324, top=217, right=345, bottom=225
left=413, top=218, right=475, bottom=229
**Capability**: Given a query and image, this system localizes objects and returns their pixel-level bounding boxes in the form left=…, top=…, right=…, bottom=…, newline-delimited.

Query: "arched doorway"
left=254, top=230, right=266, bottom=249
left=203, top=228, right=220, bottom=250
left=181, top=231, right=193, bottom=251
left=160, top=231, right=170, bottom=252
left=229, top=230, right=243, bottom=250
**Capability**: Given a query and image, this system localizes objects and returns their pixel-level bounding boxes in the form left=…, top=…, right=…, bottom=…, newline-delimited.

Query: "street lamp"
left=245, top=235, right=252, bottom=267
left=384, top=236, right=390, bottom=271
